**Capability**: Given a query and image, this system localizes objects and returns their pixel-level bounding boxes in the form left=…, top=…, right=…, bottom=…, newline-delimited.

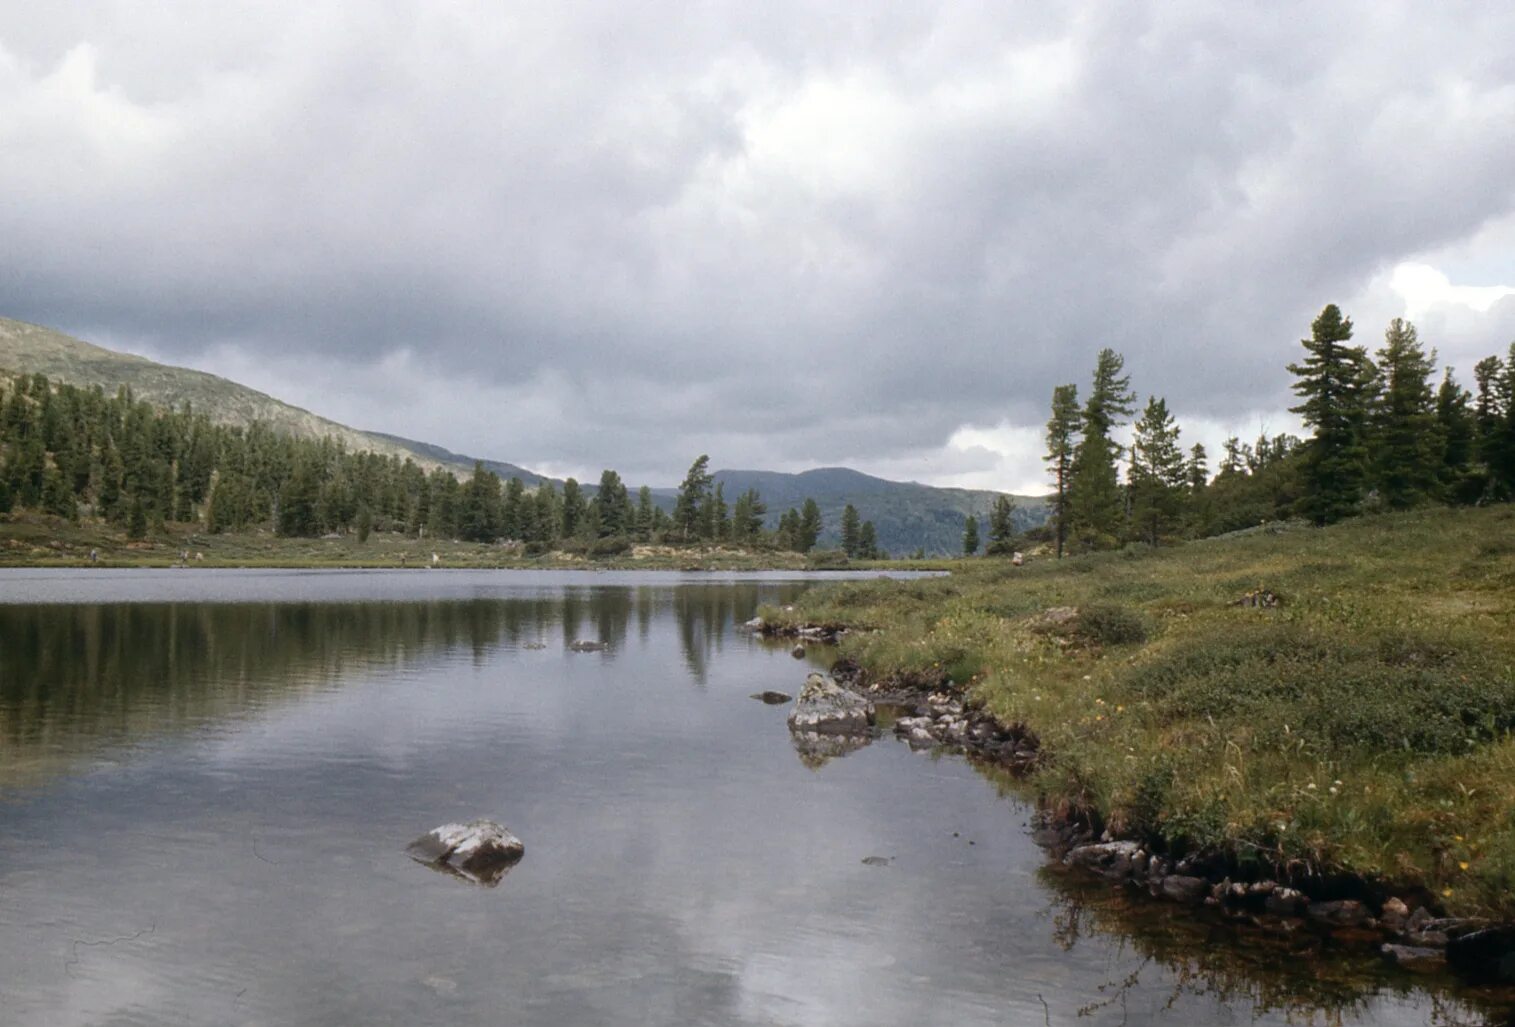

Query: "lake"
left=0, top=569, right=1503, bottom=1025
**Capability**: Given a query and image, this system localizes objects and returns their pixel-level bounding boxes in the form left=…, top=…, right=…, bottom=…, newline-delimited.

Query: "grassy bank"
left=767, top=505, right=1515, bottom=917
left=0, top=513, right=874, bottom=571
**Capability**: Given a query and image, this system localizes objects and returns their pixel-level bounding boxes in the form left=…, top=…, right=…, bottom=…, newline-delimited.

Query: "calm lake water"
left=0, top=569, right=1506, bottom=1026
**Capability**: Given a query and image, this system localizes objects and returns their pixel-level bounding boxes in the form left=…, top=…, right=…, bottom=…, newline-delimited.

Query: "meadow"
left=768, top=505, right=1515, bottom=915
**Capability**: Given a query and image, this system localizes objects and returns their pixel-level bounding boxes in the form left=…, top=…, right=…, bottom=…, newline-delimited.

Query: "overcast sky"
left=2, top=2, right=1513, bottom=491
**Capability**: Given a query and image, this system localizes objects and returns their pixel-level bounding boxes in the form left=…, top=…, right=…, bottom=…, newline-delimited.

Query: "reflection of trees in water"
left=1036, top=858, right=1508, bottom=1026
left=672, top=581, right=810, bottom=684
left=0, top=581, right=818, bottom=780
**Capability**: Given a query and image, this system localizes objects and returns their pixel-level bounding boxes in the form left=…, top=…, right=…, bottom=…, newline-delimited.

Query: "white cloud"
left=1391, top=263, right=1515, bottom=321
left=3, top=1, right=1514, bottom=489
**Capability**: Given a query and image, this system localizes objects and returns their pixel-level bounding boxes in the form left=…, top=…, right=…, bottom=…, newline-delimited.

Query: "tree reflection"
left=0, top=579, right=813, bottom=788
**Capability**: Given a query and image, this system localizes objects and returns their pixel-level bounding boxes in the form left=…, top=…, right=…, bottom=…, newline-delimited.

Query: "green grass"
left=0, top=512, right=882, bottom=571
left=766, top=506, right=1515, bottom=916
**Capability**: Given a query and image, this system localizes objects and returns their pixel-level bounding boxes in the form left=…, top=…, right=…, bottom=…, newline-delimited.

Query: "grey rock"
left=1405, top=930, right=1450, bottom=948
left=1264, top=887, right=1305, bottom=916
left=791, top=644, right=807, bottom=658
left=1381, top=944, right=1446, bottom=971
left=1307, top=899, right=1370, bottom=928
left=787, top=673, right=876, bottom=736
left=1066, top=841, right=1142, bottom=880
left=1160, top=875, right=1210, bottom=904
left=743, top=617, right=765, bottom=631
left=407, top=819, right=524, bottom=887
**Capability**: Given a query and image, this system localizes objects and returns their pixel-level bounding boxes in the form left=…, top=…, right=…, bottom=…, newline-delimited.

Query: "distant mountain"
left=657, top=467, right=1048, bottom=557
left=363, top=431, right=547, bottom=486
left=2, top=315, right=1047, bottom=554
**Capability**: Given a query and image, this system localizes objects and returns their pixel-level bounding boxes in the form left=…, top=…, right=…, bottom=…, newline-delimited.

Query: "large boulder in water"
left=408, top=819, right=524, bottom=887
left=787, top=672, right=875, bottom=736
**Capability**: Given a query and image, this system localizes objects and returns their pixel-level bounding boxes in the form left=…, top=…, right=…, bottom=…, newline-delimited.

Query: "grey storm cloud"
left=2, top=1, right=1513, bottom=486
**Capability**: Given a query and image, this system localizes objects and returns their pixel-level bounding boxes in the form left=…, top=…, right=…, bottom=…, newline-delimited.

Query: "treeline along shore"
left=0, top=371, right=905, bottom=564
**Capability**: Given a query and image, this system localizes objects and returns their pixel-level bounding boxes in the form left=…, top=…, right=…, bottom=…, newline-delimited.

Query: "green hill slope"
left=0, top=316, right=462, bottom=472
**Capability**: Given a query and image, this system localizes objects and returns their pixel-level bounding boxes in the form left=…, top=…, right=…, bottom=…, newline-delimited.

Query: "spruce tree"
left=459, top=464, right=503, bottom=542
left=840, top=504, right=861, bottom=557
left=797, top=498, right=822, bottom=553
left=590, top=470, right=630, bottom=537
left=561, top=478, right=586, bottom=538
left=777, top=508, right=801, bottom=551
left=634, top=485, right=655, bottom=541
left=127, top=495, right=148, bottom=540
left=858, top=520, right=878, bottom=560
left=1185, top=443, right=1212, bottom=536
left=962, top=515, right=979, bottom=556
left=502, top=475, right=527, bottom=538
left=41, top=464, right=77, bottom=520
left=1372, top=319, right=1440, bottom=509
left=278, top=459, right=322, bottom=536
left=1128, top=396, right=1186, bottom=545
left=1493, top=346, right=1515, bottom=498
left=986, top=495, right=1017, bottom=555
left=1288, top=304, right=1372, bottom=524
left=1066, top=349, right=1135, bottom=548
left=733, top=488, right=765, bottom=542
left=674, top=455, right=712, bottom=541
left=1436, top=369, right=1476, bottom=502
left=1044, top=383, right=1079, bottom=558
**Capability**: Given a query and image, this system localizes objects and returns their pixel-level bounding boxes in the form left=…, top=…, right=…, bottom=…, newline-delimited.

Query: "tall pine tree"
left=1371, top=318, right=1439, bottom=509
left=1065, top=349, right=1134, bottom=548
left=1127, top=397, right=1186, bottom=545
left=1288, top=305, right=1372, bottom=524
left=1044, top=383, right=1079, bottom=558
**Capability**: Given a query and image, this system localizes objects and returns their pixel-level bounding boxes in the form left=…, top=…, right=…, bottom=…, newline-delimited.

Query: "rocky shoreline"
left=757, top=618, right=1515, bottom=987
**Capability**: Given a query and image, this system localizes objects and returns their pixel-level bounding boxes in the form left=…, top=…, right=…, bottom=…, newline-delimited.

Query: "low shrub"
left=587, top=535, right=631, bottom=557
left=1073, top=603, right=1150, bottom=646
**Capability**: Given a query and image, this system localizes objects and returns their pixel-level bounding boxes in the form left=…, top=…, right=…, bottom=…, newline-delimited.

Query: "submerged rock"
left=1160, top=875, right=1210, bottom=904
left=408, top=819, right=524, bottom=887
left=749, top=690, right=793, bottom=704
left=861, top=856, right=892, bottom=867
left=1382, top=943, right=1446, bottom=971
left=568, top=640, right=609, bottom=652
left=789, top=729, right=872, bottom=768
left=1307, top=899, right=1371, bottom=928
left=791, top=644, right=807, bottom=658
left=787, top=673, right=875, bottom=736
